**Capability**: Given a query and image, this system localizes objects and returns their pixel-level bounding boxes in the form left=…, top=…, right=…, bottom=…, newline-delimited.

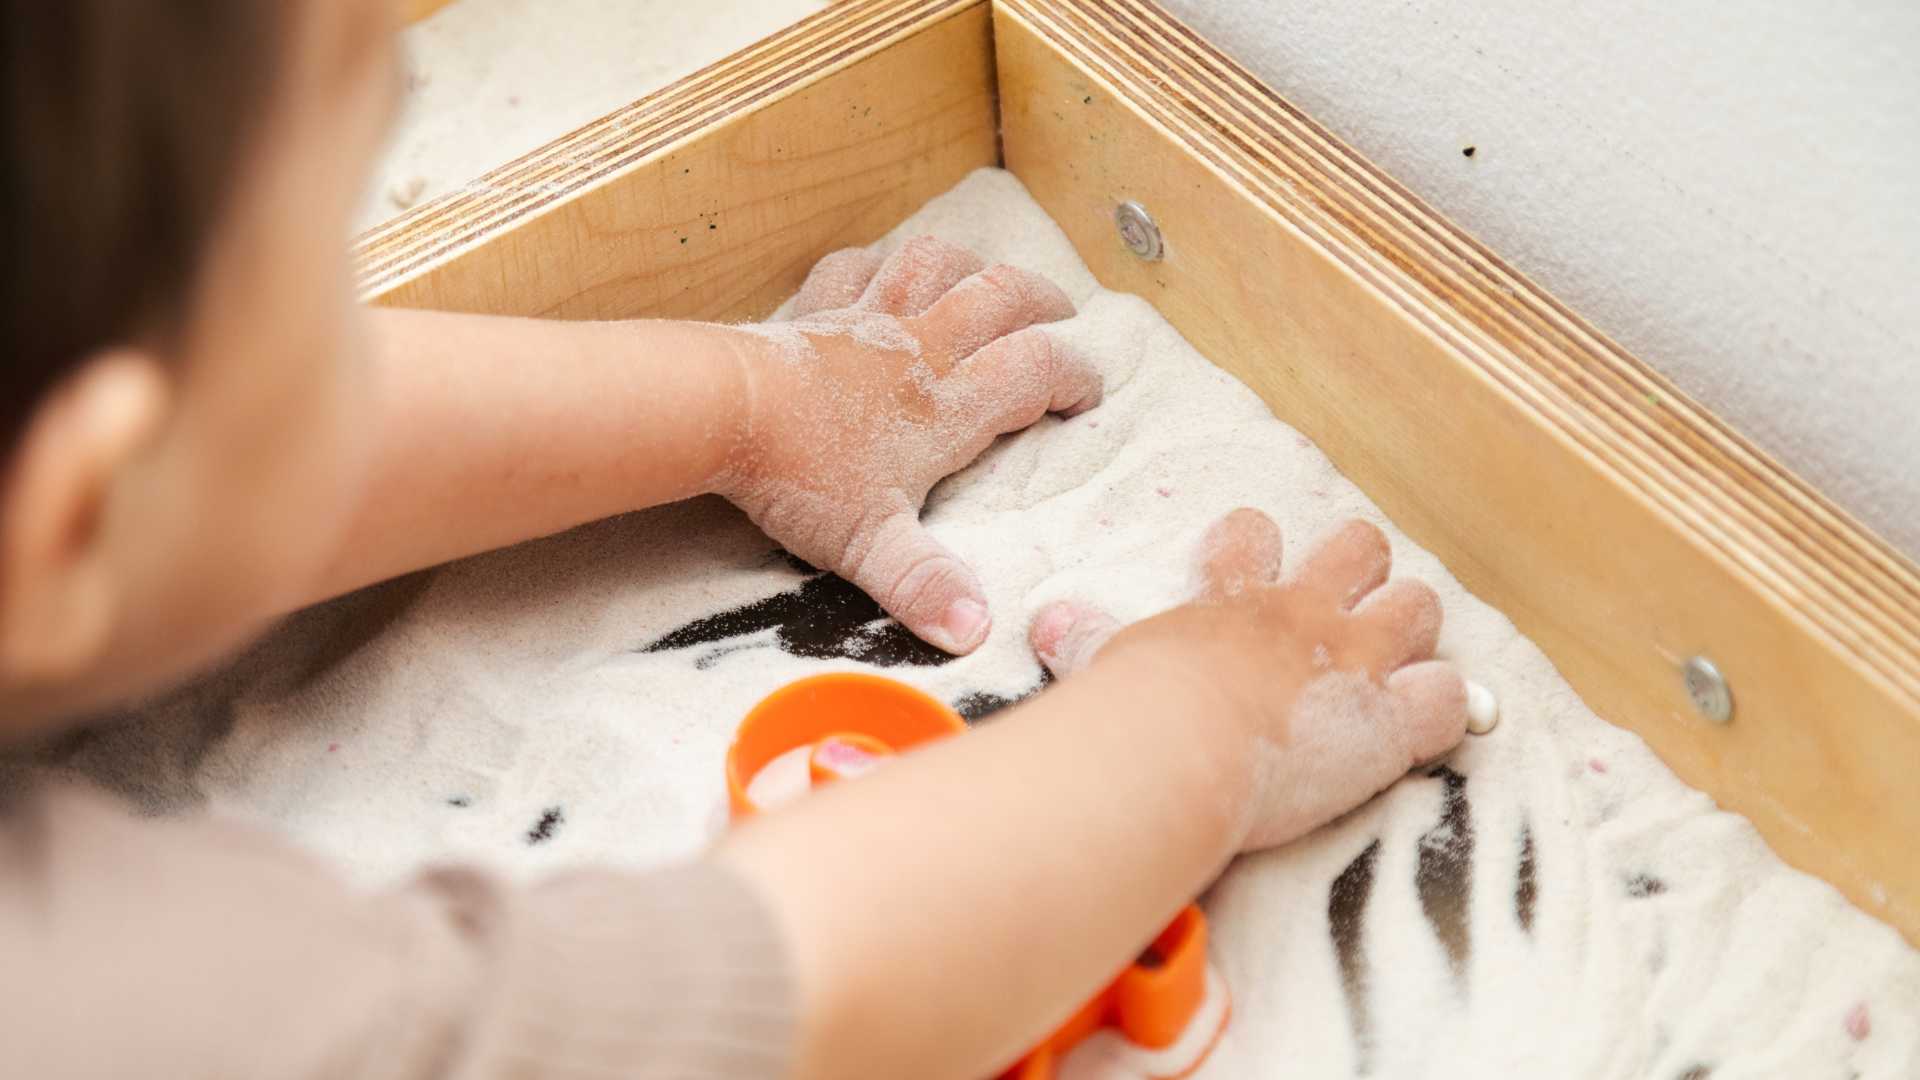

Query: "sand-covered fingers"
left=1029, top=601, right=1123, bottom=677
left=917, top=264, right=1076, bottom=363
left=855, top=236, right=986, bottom=317
left=790, top=248, right=885, bottom=317
left=1291, top=519, right=1392, bottom=611
left=1196, top=509, right=1285, bottom=602
left=1386, top=660, right=1470, bottom=765
left=1350, top=579, right=1443, bottom=676
left=841, top=511, right=992, bottom=655
left=944, top=328, right=1103, bottom=444
left=732, top=244, right=1105, bottom=657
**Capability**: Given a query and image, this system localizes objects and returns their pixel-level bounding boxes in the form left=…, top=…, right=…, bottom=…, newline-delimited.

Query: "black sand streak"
left=1516, top=824, right=1538, bottom=933
left=526, top=806, right=564, bottom=845
left=1331, top=838, right=1383, bottom=1074
left=953, top=669, right=1053, bottom=722
left=1417, top=765, right=1474, bottom=979
left=641, top=553, right=1051, bottom=723
left=641, top=555, right=951, bottom=668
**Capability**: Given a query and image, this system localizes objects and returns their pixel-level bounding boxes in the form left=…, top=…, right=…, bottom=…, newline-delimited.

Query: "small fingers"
left=1349, top=579, right=1443, bottom=675
left=791, top=248, right=885, bottom=317
left=1387, top=661, right=1469, bottom=766
left=1029, top=601, right=1123, bottom=677
left=1293, top=520, right=1392, bottom=611
left=917, top=264, right=1077, bottom=364
left=857, top=236, right=988, bottom=317
left=1197, top=508, right=1285, bottom=602
left=843, top=512, right=991, bottom=655
left=949, top=328, right=1104, bottom=437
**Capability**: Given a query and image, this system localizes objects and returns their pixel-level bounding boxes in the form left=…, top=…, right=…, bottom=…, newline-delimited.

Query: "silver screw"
left=1115, top=201, right=1164, bottom=261
left=1682, top=655, right=1733, bottom=723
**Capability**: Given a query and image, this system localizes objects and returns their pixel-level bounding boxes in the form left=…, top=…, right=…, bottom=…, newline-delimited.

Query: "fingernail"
left=1031, top=603, right=1075, bottom=657
left=939, top=598, right=990, bottom=652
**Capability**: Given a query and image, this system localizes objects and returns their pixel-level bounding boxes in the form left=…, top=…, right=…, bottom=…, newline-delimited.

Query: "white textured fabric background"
left=1158, top=0, right=1920, bottom=558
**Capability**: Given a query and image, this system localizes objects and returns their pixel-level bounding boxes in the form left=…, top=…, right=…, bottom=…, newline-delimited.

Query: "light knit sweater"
left=0, top=782, right=794, bottom=1078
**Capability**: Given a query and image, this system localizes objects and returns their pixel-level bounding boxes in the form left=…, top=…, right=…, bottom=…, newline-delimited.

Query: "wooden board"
left=995, top=0, right=1920, bottom=941
left=355, top=0, right=996, bottom=322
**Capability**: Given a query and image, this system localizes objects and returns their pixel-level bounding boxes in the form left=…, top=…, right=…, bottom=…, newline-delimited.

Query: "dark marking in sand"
left=1331, top=838, right=1383, bottom=1073
left=1626, top=873, right=1667, bottom=898
left=952, top=670, right=1053, bottom=723
left=1462, top=145, right=1477, bottom=158
left=643, top=554, right=950, bottom=668
left=447, top=795, right=471, bottom=808
left=643, top=553, right=1049, bottom=722
left=1417, top=765, right=1474, bottom=979
left=1516, top=824, right=1538, bottom=933
left=1675, top=1066, right=1712, bottom=1080
left=526, top=806, right=565, bottom=845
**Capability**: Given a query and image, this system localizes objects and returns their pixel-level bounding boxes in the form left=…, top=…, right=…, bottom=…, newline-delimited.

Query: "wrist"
left=1077, top=642, right=1263, bottom=851
left=648, top=321, right=764, bottom=499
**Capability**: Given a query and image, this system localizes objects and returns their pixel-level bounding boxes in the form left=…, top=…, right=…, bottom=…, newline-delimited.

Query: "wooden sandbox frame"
left=355, top=0, right=1920, bottom=943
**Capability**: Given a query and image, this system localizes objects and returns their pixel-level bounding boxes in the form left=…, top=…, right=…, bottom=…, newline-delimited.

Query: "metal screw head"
left=1115, top=201, right=1164, bottom=261
left=1682, top=655, right=1733, bottom=723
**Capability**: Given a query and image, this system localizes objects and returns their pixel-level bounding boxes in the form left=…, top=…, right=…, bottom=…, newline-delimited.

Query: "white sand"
left=21, top=169, right=1918, bottom=1076
left=360, top=0, right=828, bottom=230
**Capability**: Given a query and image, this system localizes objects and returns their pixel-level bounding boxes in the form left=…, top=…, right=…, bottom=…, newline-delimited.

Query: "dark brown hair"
left=3, top=1, right=287, bottom=454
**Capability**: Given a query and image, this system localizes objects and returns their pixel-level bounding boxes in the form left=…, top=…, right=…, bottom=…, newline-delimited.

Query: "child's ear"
left=0, top=350, right=171, bottom=684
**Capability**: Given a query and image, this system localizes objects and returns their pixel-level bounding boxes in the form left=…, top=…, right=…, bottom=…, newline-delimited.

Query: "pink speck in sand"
left=1088, top=420, right=1100, bottom=429
left=1846, top=1001, right=1871, bottom=1040
left=1156, top=486, right=1174, bottom=498
left=1588, top=758, right=1608, bottom=774
left=327, top=743, right=340, bottom=753
left=1098, top=516, right=1113, bottom=527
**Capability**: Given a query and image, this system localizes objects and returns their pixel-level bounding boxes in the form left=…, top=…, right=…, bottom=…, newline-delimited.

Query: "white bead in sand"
left=1465, top=680, right=1500, bottom=735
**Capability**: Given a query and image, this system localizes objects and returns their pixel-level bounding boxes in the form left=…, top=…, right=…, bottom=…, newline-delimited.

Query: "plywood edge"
left=354, top=0, right=996, bottom=321
left=996, top=0, right=1920, bottom=941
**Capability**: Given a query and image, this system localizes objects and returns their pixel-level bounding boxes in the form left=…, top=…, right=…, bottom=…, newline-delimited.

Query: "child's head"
left=3, top=0, right=403, bottom=724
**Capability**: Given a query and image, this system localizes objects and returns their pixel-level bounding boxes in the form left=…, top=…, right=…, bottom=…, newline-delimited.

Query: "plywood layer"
left=356, top=0, right=998, bottom=323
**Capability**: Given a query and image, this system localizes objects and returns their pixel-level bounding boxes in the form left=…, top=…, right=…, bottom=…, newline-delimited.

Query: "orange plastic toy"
left=727, top=673, right=1231, bottom=1079
left=726, top=672, right=965, bottom=820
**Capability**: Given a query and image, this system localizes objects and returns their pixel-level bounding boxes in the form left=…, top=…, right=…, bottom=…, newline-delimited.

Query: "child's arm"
left=718, top=509, right=1470, bottom=1079
left=301, top=239, right=1098, bottom=653
left=0, top=510, right=1460, bottom=1080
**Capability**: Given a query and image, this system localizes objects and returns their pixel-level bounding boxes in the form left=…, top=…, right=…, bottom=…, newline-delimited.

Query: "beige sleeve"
left=0, top=783, right=794, bottom=1079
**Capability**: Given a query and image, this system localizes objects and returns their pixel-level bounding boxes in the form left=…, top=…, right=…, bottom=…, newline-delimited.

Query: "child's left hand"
left=715, top=238, right=1103, bottom=654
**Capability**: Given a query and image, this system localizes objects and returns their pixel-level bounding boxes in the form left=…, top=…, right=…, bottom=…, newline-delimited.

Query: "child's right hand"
left=1029, top=508, right=1469, bottom=852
